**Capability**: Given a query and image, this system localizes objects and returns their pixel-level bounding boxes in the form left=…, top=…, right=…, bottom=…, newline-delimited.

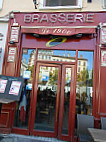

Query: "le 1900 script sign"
left=101, top=27, right=106, bottom=44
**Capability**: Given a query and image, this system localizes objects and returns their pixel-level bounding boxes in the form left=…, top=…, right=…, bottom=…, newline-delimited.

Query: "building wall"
left=0, top=22, right=8, bottom=74
left=0, top=0, right=106, bottom=17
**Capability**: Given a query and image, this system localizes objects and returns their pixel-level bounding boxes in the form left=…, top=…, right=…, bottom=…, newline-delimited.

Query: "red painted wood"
left=21, top=33, right=95, bottom=51
left=1, top=11, right=106, bottom=140
left=100, top=66, right=106, bottom=114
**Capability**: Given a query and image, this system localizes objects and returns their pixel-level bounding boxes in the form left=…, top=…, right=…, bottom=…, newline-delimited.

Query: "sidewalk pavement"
left=0, top=134, right=67, bottom=142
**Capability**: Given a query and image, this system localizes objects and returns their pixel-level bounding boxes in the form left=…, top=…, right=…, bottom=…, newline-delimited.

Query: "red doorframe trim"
left=30, top=62, right=62, bottom=137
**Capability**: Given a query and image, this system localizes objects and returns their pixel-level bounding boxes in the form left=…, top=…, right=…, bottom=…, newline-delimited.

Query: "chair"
left=101, top=117, right=106, bottom=130
left=77, top=114, right=94, bottom=142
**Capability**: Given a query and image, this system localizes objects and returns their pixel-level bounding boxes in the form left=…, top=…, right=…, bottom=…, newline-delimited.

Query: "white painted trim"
left=21, top=26, right=97, bottom=29
left=0, top=0, right=3, bottom=10
left=39, top=0, right=82, bottom=9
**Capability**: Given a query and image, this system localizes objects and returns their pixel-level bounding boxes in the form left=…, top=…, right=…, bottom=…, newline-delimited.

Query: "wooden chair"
left=77, top=114, right=94, bottom=142
left=101, top=117, right=106, bottom=130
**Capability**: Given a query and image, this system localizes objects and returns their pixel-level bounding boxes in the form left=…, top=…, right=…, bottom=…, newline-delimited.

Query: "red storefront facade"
left=0, top=12, right=106, bottom=141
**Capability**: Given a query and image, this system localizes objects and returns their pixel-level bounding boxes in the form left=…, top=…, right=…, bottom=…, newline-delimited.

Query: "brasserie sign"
left=24, top=13, right=94, bottom=23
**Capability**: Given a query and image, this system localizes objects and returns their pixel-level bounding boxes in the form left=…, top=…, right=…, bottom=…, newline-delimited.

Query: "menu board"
left=0, top=75, right=24, bottom=103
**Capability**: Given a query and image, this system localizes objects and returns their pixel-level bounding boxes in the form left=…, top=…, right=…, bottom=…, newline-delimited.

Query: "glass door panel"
left=58, top=65, right=74, bottom=141
left=34, top=63, right=61, bottom=133
left=62, top=68, right=71, bottom=134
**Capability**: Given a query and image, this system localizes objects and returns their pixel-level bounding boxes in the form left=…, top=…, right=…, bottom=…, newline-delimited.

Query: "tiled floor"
left=0, top=134, right=68, bottom=142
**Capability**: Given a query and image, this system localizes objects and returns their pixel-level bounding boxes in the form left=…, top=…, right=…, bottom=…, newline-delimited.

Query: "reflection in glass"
left=34, top=66, right=59, bottom=131
left=75, top=51, right=93, bottom=134
left=38, top=50, right=76, bottom=62
left=62, top=68, right=71, bottom=135
left=13, top=49, right=35, bottom=128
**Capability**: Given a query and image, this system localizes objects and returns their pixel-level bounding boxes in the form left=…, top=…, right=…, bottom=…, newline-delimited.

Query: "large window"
left=75, top=51, right=93, bottom=134
left=13, top=49, right=35, bottom=128
left=39, top=0, right=82, bottom=9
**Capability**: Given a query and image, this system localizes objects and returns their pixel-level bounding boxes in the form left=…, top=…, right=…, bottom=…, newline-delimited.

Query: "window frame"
left=39, top=0, right=82, bottom=9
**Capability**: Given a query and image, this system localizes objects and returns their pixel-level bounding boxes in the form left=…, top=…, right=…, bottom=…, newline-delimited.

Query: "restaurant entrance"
left=30, top=62, right=75, bottom=140
left=12, top=55, right=75, bottom=141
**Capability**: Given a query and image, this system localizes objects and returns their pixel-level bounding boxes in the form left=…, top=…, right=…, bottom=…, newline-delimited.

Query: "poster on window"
left=101, top=27, right=106, bottom=44
left=23, top=70, right=31, bottom=79
left=9, top=81, right=21, bottom=95
left=42, top=70, right=49, bottom=81
left=101, top=51, right=106, bottom=66
left=0, top=79, right=7, bottom=93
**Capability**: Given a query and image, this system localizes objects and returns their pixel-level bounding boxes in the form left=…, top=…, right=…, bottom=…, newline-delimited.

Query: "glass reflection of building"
left=37, top=50, right=87, bottom=71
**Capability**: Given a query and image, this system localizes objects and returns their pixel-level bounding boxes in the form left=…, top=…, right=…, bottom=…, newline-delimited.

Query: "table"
left=88, top=128, right=106, bottom=142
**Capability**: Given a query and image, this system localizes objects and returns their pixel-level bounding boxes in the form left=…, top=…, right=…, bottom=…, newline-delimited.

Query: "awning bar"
left=21, top=26, right=97, bottom=29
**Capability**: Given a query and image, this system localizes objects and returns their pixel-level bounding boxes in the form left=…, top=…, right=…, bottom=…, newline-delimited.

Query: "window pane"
left=46, top=0, right=76, bottom=6
left=46, top=0, right=59, bottom=6
left=75, top=51, right=93, bottom=135
left=62, top=68, right=71, bottom=135
left=61, top=0, right=76, bottom=6
left=34, top=66, right=59, bottom=131
left=104, top=0, right=106, bottom=7
left=13, top=49, right=35, bottom=128
left=38, top=50, right=76, bottom=62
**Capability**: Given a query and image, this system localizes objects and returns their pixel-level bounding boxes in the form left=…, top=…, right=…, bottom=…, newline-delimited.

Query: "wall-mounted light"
left=9, top=41, right=15, bottom=44
left=33, top=33, right=40, bottom=38
left=10, top=13, right=14, bottom=19
left=76, top=33, right=82, bottom=38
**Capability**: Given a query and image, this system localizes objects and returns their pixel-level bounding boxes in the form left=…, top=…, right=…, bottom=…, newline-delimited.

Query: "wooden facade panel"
left=21, top=34, right=95, bottom=50
left=0, top=111, right=9, bottom=127
left=5, top=63, right=16, bottom=76
left=100, top=67, right=106, bottom=114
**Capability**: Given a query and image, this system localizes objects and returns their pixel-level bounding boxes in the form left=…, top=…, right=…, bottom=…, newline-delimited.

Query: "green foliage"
left=77, top=69, right=93, bottom=86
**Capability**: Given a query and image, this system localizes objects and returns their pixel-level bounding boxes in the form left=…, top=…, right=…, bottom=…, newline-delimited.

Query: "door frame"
left=58, top=64, right=75, bottom=141
left=30, top=62, right=62, bottom=137
left=30, top=62, right=76, bottom=141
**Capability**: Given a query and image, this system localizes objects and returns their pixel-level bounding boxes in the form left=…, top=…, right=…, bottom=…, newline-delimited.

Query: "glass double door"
left=30, top=62, right=75, bottom=140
